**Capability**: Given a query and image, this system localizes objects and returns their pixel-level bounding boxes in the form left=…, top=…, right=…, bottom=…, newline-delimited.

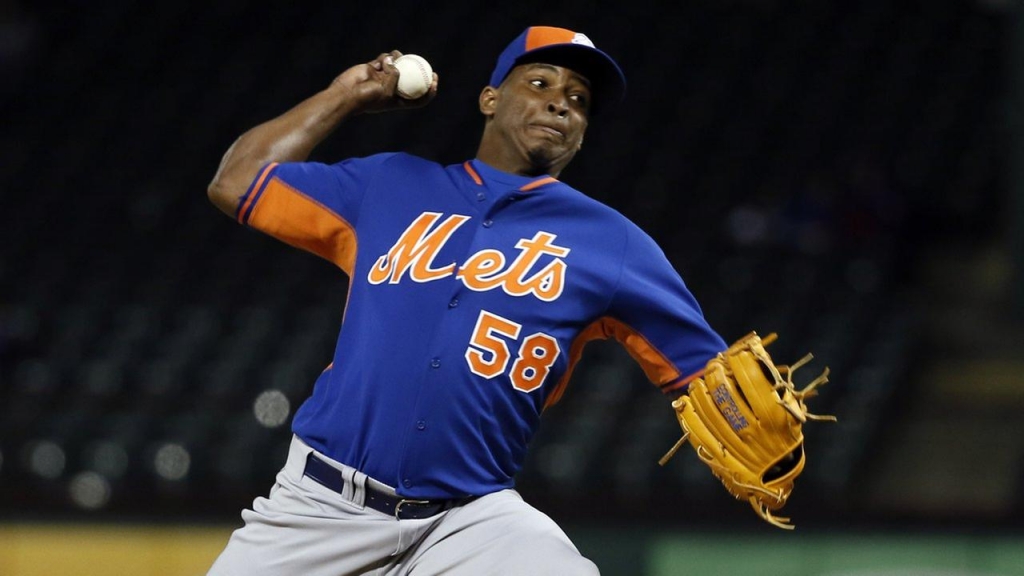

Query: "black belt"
left=303, top=452, right=471, bottom=520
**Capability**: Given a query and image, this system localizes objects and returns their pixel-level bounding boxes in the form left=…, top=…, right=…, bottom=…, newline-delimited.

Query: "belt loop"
left=350, top=469, right=368, bottom=508
left=338, top=465, right=355, bottom=503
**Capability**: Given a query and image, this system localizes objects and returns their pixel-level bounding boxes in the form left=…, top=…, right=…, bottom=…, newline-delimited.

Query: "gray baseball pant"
left=207, top=435, right=600, bottom=575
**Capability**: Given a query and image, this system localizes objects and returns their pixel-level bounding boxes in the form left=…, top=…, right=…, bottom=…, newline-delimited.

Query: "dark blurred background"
left=1, top=0, right=1023, bottom=573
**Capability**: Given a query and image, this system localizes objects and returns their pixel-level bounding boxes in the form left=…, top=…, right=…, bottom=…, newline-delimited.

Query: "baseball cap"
left=490, top=26, right=627, bottom=116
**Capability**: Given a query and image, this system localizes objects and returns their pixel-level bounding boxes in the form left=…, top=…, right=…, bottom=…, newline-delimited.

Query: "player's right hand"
left=330, top=51, right=438, bottom=114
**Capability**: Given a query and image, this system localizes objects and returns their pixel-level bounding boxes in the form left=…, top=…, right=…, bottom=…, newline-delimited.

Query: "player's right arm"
left=207, top=51, right=437, bottom=216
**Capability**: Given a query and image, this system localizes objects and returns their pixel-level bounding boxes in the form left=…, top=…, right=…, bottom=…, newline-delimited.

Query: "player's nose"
left=546, top=97, right=569, bottom=118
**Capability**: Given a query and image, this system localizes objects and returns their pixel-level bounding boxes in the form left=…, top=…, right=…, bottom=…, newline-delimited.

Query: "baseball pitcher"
left=205, top=25, right=833, bottom=576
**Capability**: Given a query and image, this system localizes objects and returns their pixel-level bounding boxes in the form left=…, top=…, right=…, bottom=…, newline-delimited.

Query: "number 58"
left=464, top=310, right=561, bottom=393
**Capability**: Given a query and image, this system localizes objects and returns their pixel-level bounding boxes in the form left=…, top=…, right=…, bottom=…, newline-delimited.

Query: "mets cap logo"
left=571, top=33, right=595, bottom=47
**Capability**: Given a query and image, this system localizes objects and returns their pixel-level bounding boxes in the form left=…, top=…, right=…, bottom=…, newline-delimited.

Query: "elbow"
left=207, top=177, right=238, bottom=217
left=206, top=179, right=220, bottom=204
left=206, top=177, right=226, bottom=204
left=208, top=137, right=250, bottom=216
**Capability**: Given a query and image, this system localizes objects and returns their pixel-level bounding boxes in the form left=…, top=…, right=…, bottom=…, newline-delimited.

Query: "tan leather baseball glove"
left=659, top=332, right=836, bottom=529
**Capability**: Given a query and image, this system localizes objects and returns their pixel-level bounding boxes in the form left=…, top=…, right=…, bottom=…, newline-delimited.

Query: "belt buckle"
left=394, top=498, right=433, bottom=520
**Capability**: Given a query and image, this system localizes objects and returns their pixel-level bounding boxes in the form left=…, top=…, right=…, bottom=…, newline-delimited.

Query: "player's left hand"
left=658, top=332, right=836, bottom=529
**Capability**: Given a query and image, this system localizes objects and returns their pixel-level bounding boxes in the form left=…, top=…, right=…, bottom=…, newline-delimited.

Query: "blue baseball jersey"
left=237, top=153, right=726, bottom=499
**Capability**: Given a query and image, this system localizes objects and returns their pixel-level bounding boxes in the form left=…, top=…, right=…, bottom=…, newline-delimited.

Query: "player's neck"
left=475, top=140, right=563, bottom=179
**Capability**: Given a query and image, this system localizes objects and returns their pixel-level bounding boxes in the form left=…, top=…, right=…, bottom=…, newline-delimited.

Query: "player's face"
left=480, top=63, right=591, bottom=177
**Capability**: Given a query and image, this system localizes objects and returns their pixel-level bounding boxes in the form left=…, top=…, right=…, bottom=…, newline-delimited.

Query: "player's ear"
left=479, top=86, right=498, bottom=117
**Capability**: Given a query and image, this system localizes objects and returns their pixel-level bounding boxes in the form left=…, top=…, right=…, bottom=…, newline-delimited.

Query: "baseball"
left=394, top=54, right=433, bottom=100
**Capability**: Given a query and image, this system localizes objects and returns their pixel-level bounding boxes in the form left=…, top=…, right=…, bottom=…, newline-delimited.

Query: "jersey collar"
left=464, top=159, right=560, bottom=193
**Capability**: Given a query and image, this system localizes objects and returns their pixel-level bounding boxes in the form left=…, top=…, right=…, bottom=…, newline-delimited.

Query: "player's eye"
left=530, top=79, right=547, bottom=88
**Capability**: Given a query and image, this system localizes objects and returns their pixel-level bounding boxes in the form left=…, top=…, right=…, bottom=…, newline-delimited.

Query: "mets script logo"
left=367, top=212, right=570, bottom=302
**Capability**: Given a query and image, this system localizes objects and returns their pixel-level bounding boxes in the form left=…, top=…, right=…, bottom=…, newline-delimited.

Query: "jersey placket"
left=394, top=163, right=557, bottom=496
left=391, top=209, right=478, bottom=495
left=390, top=175, right=513, bottom=495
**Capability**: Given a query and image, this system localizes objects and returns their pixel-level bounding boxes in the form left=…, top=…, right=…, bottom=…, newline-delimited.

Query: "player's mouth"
left=528, top=123, right=565, bottom=139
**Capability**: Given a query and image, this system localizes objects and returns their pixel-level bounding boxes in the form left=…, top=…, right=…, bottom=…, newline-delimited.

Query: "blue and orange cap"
left=489, top=26, right=627, bottom=116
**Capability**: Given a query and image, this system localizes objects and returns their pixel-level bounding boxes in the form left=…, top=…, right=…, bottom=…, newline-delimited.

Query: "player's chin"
left=526, top=144, right=577, bottom=172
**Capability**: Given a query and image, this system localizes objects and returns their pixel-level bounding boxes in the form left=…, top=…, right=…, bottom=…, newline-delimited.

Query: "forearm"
left=207, top=51, right=436, bottom=217
left=207, top=83, right=360, bottom=216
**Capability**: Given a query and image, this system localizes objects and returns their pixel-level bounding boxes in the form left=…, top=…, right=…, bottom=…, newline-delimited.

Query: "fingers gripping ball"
left=658, top=332, right=836, bottom=529
left=394, top=54, right=433, bottom=99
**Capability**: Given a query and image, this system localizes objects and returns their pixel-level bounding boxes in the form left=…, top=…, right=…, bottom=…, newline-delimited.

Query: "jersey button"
left=482, top=219, right=493, bottom=228
left=430, top=358, right=441, bottom=369
left=476, top=192, right=486, bottom=202
left=448, top=298, right=459, bottom=308
left=416, top=420, right=426, bottom=430
left=403, top=479, right=412, bottom=488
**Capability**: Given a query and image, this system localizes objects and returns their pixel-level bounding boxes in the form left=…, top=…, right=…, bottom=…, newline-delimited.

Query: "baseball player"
left=205, top=26, right=727, bottom=575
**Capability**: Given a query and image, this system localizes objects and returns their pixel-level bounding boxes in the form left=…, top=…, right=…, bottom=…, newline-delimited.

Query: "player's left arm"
left=609, top=228, right=837, bottom=529
left=603, top=224, right=727, bottom=395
